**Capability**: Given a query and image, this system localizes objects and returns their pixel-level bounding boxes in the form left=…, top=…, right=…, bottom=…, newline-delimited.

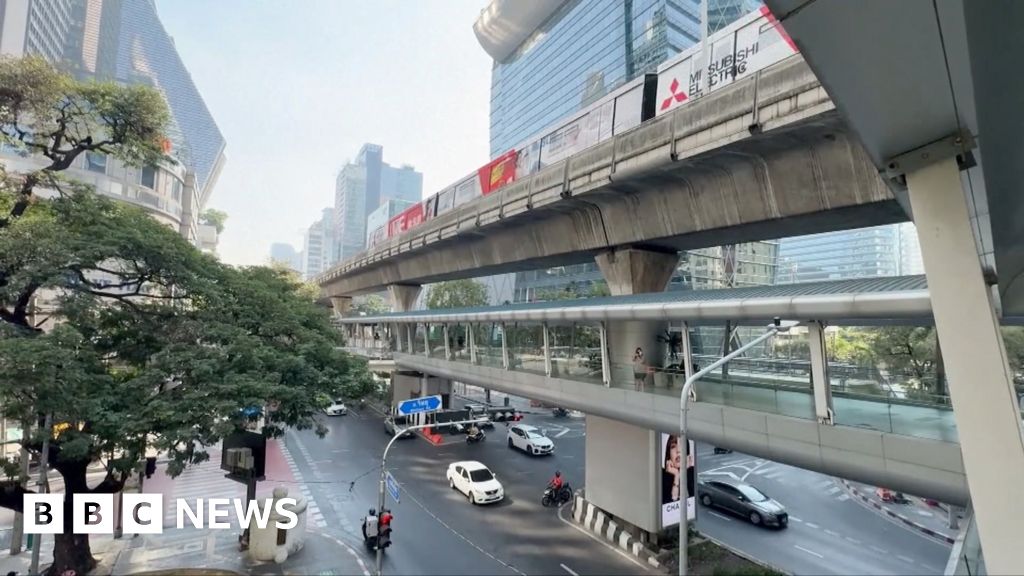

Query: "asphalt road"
left=286, top=405, right=645, bottom=576
left=693, top=447, right=952, bottom=575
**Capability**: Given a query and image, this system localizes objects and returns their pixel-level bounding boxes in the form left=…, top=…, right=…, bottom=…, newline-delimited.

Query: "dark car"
left=697, top=479, right=788, bottom=528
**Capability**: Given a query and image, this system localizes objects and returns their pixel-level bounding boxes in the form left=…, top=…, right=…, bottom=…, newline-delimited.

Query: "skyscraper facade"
left=303, top=208, right=334, bottom=280
left=0, top=0, right=74, bottom=60
left=474, top=0, right=775, bottom=302
left=270, top=242, right=302, bottom=273
left=479, top=0, right=703, bottom=158
left=776, top=224, right=924, bottom=284
left=0, top=0, right=225, bottom=248
left=332, top=143, right=423, bottom=265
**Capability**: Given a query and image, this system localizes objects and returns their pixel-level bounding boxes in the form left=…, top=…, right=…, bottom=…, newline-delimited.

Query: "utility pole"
left=29, top=413, right=52, bottom=576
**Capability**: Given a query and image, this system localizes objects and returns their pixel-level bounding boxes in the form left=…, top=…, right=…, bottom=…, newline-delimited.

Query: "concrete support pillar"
left=595, top=247, right=679, bottom=297
left=680, top=322, right=694, bottom=380
left=330, top=296, right=352, bottom=318
left=387, top=284, right=421, bottom=313
left=422, top=323, right=430, bottom=357
left=808, top=321, right=834, bottom=425
left=500, top=323, right=509, bottom=370
left=542, top=323, right=552, bottom=377
left=595, top=247, right=678, bottom=388
left=907, top=155, right=1024, bottom=575
left=468, top=324, right=477, bottom=364
left=393, top=323, right=402, bottom=353
left=406, top=324, right=414, bottom=353
left=443, top=324, right=451, bottom=360
left=584, top=415, right=659, bottom=535
left=599, top=323, right=611, bottom=386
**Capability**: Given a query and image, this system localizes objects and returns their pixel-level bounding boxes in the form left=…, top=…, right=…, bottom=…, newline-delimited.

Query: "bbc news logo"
left=24, top=494, right=299, bottom=534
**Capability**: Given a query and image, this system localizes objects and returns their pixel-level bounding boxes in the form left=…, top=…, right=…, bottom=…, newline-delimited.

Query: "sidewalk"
left=0, top=526, right=369, bottom=576
left=840, top=479, right=957, bottom=544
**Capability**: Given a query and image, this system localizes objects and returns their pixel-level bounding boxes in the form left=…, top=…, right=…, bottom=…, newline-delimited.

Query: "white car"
left=324, top=400, right=348, bottom=416
left=446, top=461, right=504, bottom=505
left=507, top=424, right=554, bottom=456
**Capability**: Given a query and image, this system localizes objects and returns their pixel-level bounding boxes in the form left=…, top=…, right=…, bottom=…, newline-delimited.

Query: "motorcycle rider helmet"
left=555, top=471, right=561, bottom=477
left=369, top=508, right=376, bottom=516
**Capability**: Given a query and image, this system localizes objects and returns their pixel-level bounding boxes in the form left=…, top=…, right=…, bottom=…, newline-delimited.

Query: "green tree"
left=0, top=57, right=372, bottom=575
left=0, top=56, right=168, bottom=231
left=352, top=294, right=389, bottom=315
left=426, top=279, right=489, bottom=309
left=200, top=208, right=228, bottom=234
left=268, top=260, right=319, bottom=301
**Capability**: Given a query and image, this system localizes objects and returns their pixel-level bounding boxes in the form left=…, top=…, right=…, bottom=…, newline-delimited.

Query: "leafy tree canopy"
left=0, top=56, right=371, bottom=575
left=200, top=208, right=228, bottom=234
left=352, top=294, right=389, bottom=315
left=426, top=279, right=489, bottom=309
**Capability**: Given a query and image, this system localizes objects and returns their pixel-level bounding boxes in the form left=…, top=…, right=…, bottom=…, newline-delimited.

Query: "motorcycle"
left=361, top=518, right=391, bottom=552
left=541, top=484, right=573, bottom=507
left=466, top=429, right=486, bottom=444
left=552, top=407, right=569, bottom=418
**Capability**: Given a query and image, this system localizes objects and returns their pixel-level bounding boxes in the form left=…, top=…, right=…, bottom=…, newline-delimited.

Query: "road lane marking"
left=708, top=511, right=733, bottom=522
left=788, top=516, right=802, bottom=523
left=794, top=545, right=824, bottom=559
left=555, top=428, right=570, bottom=438
left=845, top=537, right=861, bottom=545
left=870, top=545, right=888, bottom=554
left=396, top=477, right=527, bottom=575
left=897, top=555, right=917, bottom=565
left=824, top=529, right=839, bottom=537
left=804, top=522, right=819, bottom=529
left=826, top=486, right=842, bottom=495
left=560, top=563, right=579, bottom=576
left=741, top=461, right=772, bottom=481
left=557, top=500, right=650, bottom=571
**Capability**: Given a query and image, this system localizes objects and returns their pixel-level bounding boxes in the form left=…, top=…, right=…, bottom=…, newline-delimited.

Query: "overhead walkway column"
left=903, top=148, right=1024, bottom=574
left=584, top=247, right=679, bottom=542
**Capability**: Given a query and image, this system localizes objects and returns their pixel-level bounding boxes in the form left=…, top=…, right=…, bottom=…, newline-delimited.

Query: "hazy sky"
left=155, top=0, right=493, bottom=266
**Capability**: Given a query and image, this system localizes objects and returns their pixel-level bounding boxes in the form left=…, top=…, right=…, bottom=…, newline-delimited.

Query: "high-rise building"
left=0, top=0, right=75, bottom=60
left=0, top=0, right=225, bottom=248
left=474, top=0, right=774, bottom=301
left=270, top=242, right=302, bottom=273
left=898, top=222, right=925, bottom=276
left=776, top=224, right=924, bottom=284
left=332, top=144, right=422, bottom=265
left=303, top=208, right=334, bottom=280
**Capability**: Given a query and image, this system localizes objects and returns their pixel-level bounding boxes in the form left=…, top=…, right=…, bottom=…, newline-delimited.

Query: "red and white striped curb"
left=839, top=479, right=956, bottom=545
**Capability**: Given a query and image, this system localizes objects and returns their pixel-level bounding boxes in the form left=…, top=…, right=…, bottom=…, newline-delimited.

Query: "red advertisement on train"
left=477, top=150, right=517, bottom=196
left=387, top=203, right=424, bottom=237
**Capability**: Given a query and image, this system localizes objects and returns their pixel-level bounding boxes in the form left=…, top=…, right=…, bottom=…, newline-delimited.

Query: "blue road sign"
left=386, top=472, right=400, bottom=504
left=396, top=395, right=442, bottom=416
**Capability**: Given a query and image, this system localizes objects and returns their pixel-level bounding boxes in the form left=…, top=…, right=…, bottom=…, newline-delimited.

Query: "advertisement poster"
left=660, top=433, right=695, bottom=527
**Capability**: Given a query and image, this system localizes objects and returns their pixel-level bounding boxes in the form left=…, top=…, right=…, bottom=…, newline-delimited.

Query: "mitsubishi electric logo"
left=660, top=79, right=688, bottom=110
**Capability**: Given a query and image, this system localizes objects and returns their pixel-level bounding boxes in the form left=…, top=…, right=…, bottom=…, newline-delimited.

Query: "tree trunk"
left=48, top=533, right=96, bottom=576
left=48, top=460, right=96, bottom=576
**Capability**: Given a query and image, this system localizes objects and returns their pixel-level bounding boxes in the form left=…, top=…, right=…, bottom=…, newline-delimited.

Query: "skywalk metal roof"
left=340, top=275, right=934, bottom=325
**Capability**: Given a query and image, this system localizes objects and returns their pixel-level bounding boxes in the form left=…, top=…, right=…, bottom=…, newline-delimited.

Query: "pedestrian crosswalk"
left=149, top=440, right=327, bottom=530
left=281, top=440, right=328, bottom=529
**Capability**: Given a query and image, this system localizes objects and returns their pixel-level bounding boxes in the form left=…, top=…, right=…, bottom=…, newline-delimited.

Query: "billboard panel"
left=387, top=202, right=424, bottom=238
left=660, top=433, right=695, bottom=527
left=478, top=150, right=518, bottom=195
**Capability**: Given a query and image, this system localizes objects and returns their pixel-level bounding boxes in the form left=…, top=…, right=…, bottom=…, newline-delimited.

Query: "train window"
left=454, top=177, right=479, bottom=206
left=614, top=85, right=645, bottom=133
left=436, top=188, right=455, bottom=214
left=424, top=196, right=437, bottom=219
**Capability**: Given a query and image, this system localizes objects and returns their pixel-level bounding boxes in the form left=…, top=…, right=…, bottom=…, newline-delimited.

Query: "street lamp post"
left=375, top=417, right=486, bottom=576
left=678, top=320, right=790, bottom=576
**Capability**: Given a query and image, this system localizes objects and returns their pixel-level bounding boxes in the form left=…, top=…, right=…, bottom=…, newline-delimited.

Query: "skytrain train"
left=371, top=7, right=797, bottom=248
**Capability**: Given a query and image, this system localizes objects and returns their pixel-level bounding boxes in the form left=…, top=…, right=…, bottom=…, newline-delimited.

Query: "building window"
left=140, top=166, right=157, bottom=189
left=85, top=152, right=107, bottom=174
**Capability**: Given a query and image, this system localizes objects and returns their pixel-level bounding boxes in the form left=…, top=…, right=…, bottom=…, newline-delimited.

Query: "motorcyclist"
left=467, top=423, right=481, bottom=438
left=362, top=508, right=379, bottom=543
left=548, top=471, right=564, bottom=492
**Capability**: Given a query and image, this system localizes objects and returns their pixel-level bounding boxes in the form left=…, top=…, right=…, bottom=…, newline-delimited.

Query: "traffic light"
left=144, top=456, right=156, bottom=479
